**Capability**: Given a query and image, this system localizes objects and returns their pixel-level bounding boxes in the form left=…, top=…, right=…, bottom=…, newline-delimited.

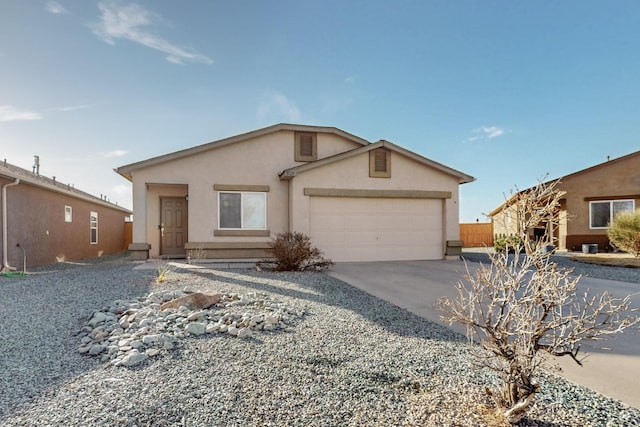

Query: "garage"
left=309, top=196, right=443, bottom=262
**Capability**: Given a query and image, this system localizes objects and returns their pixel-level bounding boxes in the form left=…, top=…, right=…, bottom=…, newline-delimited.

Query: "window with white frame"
left=589, top=200, right=634, bottom=229
left=65, top=206, right=72, bottom=223
left=219, top=192, right=266, bottom=229
left=90, top=211, right=98, bottom=244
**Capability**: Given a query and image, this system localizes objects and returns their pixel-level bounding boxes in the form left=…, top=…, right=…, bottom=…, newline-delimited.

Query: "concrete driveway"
left=329, top=260, right=640, bottom=409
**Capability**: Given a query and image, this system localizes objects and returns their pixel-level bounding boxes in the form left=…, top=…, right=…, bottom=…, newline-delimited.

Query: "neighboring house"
left=490, top=150, right=640, bottom=252
left=0, top=160, right=132, bottom=271
left=116, top=123, right=475, bottom=262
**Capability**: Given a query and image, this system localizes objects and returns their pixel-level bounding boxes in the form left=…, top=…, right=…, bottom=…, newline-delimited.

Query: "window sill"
left=214, top=229, right=271, bottom=237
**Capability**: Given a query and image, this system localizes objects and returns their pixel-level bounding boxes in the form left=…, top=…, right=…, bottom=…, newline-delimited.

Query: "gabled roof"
left=561, top=149, right=640, bottom=181
left=489, top=149, right=640, bottom=216
left=279, top=139, right=476, bottom=184
left=115, top=123, right=370, bottom=181
left=0, top=160, right=131, bottom=213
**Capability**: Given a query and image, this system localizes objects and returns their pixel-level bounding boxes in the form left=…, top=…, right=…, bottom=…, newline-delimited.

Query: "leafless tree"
left=440, top=179, right=639, bottom=424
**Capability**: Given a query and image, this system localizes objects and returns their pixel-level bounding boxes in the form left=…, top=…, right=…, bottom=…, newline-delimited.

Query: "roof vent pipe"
left=33, top=155, right=40, bottom=175
left=2, top=178, right=20, bottom=271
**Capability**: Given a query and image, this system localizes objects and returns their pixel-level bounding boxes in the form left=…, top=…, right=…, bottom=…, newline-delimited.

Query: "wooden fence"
left=459, top=222, right=494, bottom=248
left=124, top=221, right=133, bottom=250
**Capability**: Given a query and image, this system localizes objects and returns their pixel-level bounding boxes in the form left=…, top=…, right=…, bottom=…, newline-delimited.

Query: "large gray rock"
left=237, top=328, right=252, bottom=339
left=88, top=312, right=107, bottom=327
left=186, top=322, right=206, bottom=336
left=120, top=351, right=148, bottom=367
left=88, top=344, right=105, bottom=355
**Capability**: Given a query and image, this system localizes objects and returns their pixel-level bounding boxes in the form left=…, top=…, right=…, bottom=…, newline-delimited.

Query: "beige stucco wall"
left=289, top=150, right=462, bottom=255
left=492, top=203, right=521, bottom=238
left=129, top=130, right=363, bottom=257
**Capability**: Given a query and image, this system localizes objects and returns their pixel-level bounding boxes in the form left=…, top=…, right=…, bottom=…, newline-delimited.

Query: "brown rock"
left=160, top=292, right=222, bottom=311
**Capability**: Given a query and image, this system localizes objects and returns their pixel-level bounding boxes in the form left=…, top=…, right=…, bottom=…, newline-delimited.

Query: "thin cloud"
left=46, top=1, right=68, bottom=14
left=477, top=126, right=504, bottom=139
left=91, top=1, right=213, bottom=65
left=257, top=91, right=302, bottom=123
left=467, top=125, right=505, bottom=142
left=0, top=105, right=42, bottom=122
left=56, top=104, right=93, bottom=112
left=101, top=149, right=129, bottom=158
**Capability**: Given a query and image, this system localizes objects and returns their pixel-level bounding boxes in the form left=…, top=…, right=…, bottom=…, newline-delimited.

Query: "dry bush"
left=607, top=209, right=640, bottom=258
left=258, top=231, right=333, bottom=272
left=440, top=179, right=640, bottom=424
left=187, top=243, right=206, bottom=264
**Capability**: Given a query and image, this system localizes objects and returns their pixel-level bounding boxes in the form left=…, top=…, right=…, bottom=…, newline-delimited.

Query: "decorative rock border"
left=78, top=290, right=304, bottom=367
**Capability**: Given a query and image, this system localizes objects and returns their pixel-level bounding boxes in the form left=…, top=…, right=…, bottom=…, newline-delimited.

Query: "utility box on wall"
left=446, top=240, right=463, bottom=256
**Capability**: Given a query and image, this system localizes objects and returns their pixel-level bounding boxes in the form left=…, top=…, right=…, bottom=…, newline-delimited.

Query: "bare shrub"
left=607, top=209, right=640, bottom=258
left=440, top=179, right=639, bottom=424
left=258, top=231, right=333, bottom=272
left=187, top=243, right=206, bottom=264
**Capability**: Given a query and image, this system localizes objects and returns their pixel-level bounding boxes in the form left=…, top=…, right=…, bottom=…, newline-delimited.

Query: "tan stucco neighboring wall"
left=288, top=151, right=461, bottom=249
left=559, top=157, right=640, bottom=237
left=1, top=176, right=129, bottom=268
left=129, top=129, right=363, bottom=257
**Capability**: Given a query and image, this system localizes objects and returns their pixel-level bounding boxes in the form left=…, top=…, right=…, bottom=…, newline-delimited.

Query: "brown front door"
left=160, top=197, right=188, bottom=257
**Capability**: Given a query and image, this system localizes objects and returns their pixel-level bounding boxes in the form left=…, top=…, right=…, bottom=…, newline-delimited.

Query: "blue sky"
left=1, top=1, right=639, bottom=222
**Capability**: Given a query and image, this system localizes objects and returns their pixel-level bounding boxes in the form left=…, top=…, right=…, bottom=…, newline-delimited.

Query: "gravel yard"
left=461, top=251, right=640, bottom=284
left=1, top=254, right=639, bottom=426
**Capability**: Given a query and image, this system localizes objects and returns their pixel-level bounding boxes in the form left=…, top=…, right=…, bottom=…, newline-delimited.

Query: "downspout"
left=2, top=178, right=20, bottom=271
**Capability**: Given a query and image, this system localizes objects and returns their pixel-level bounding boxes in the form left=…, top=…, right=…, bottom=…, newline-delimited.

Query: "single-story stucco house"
left=490, top=150, right=640, bottom=252
left=1, top=159, right=132, bottom=270
left=116, top=123, right=475, bottom=262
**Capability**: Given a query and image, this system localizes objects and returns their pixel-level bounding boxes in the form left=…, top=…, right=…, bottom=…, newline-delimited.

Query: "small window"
left=90, top=211, right=98, bottom=244
left=295, top=132, right=317, bottom=161
left=590, top=200, right=634, bottom=229
left=65, top=206, right=72, bottom=223
left=369, top=148, right=391, bottom=178
left=219, top=192, right=266, bottom=229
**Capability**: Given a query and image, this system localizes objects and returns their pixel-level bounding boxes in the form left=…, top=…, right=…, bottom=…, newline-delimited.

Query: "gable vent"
left=295, top=131, right=317, bottom=161
left=374, top=150, right=388, bottom=172
left=370, top=148, right=391, bottom=178
left=299, top=134, right=314, bottom=157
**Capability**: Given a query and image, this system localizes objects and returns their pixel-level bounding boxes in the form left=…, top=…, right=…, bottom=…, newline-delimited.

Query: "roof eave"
left=1, top=165, right=131, bottom=214
left=280, top=139, right=475, bottom=184
left=117, top=123, right=370, bottom=175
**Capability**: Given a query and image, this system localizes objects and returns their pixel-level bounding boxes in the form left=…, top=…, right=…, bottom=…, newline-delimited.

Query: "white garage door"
left=309, top=197, right=443, bottom=262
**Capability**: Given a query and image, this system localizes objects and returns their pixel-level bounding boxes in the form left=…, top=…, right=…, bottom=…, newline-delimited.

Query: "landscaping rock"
left=160, top=292, right=222, bottom=311
left=79, top=289, right=304, bottom=367
left=88, top=312, right=107, bottom=327
left=119, top=351, right=148, bottom=367
left=186, top=322, right=206, bottom=335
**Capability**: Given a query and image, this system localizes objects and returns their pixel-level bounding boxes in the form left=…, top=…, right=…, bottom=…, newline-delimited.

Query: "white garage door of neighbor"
left=309, top=197, right=443, bottom=262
